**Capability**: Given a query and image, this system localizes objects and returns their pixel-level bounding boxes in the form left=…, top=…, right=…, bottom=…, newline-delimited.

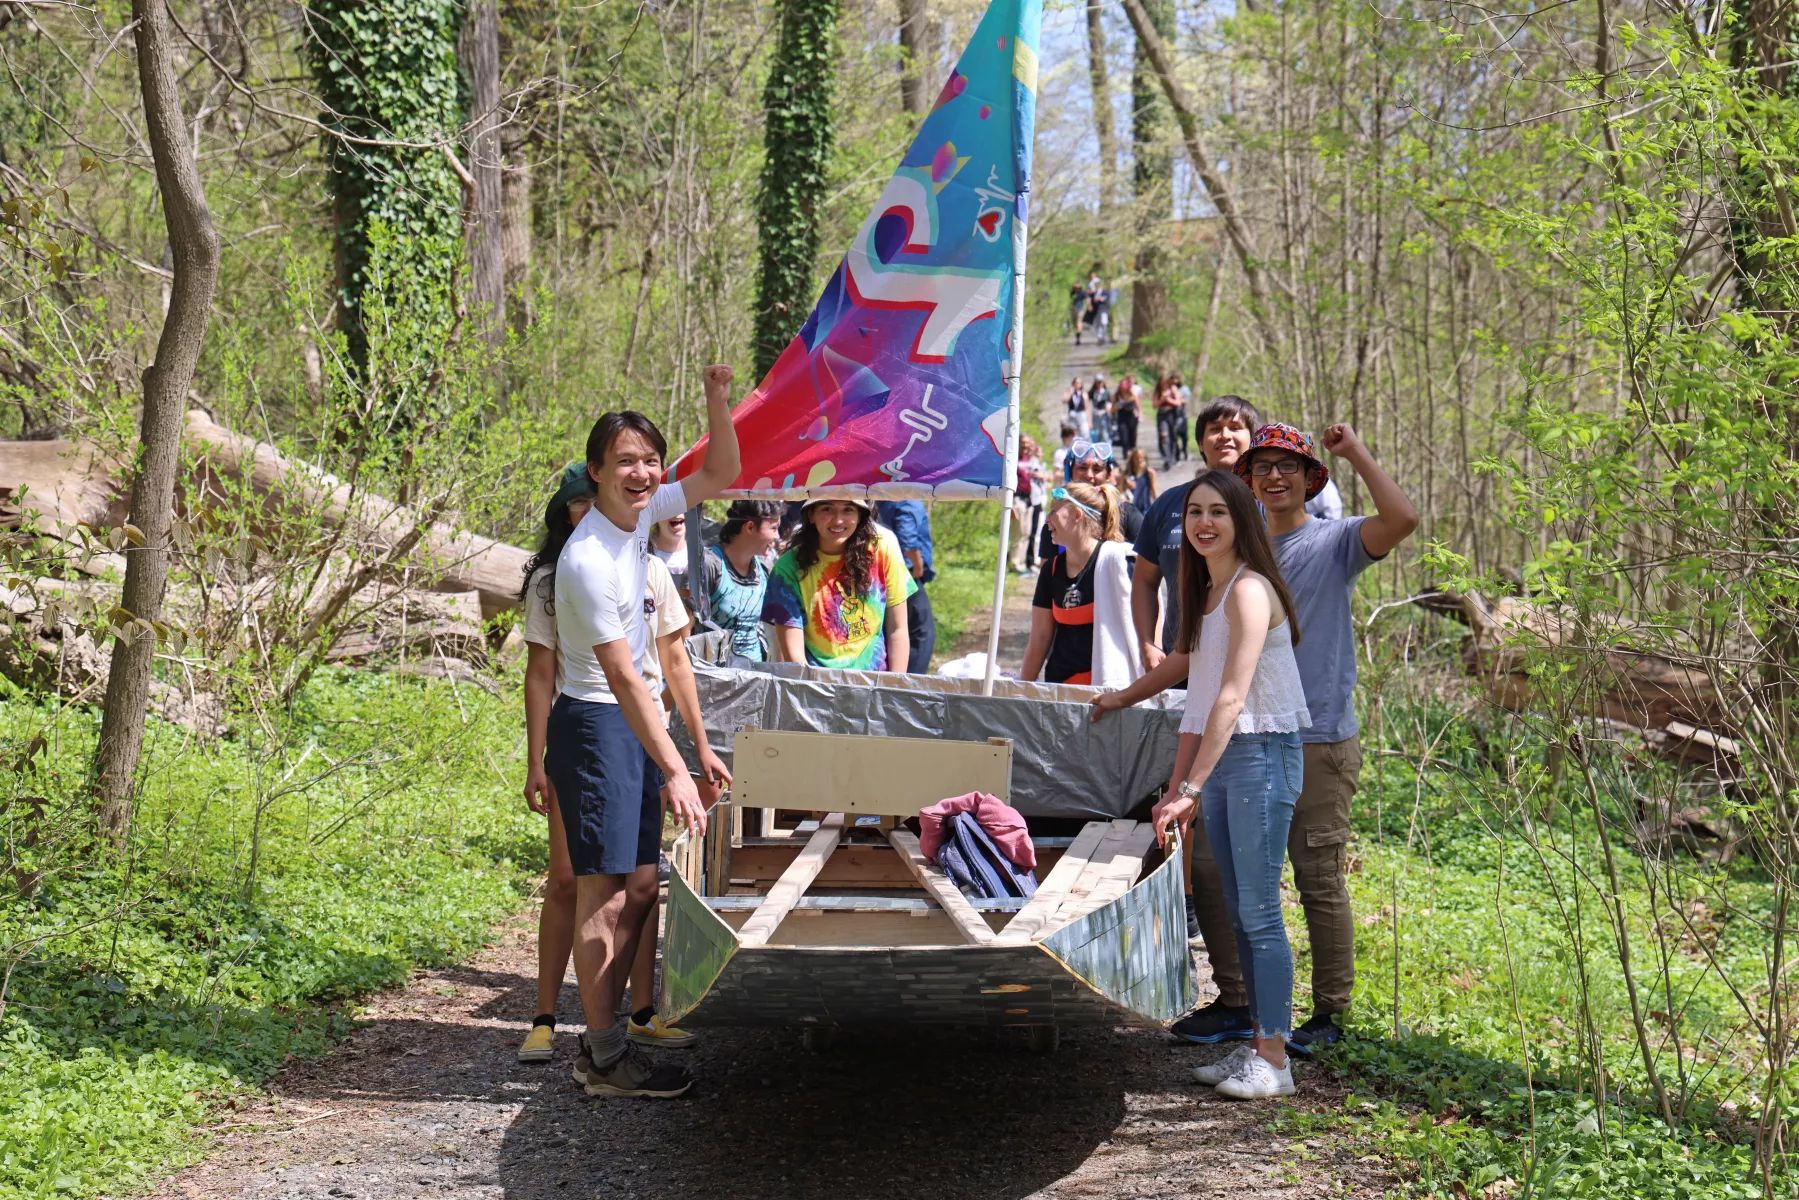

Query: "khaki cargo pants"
left=1189, top=736, right=1360, bottom=1016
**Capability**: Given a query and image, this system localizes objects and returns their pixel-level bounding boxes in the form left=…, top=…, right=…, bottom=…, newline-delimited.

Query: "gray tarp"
left=669, top=658, right=1185, bottom=819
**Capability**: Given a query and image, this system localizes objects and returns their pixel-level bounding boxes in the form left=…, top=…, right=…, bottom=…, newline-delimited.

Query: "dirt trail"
left=153, top=911, right=1390, bottom=1200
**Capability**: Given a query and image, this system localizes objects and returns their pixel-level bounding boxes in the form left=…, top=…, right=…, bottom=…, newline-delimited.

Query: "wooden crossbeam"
left=886, top=829, right=997, bottom=945
left=997, top=821, right=1111, bottom=944
left=736, top=814, right=844, bottom=946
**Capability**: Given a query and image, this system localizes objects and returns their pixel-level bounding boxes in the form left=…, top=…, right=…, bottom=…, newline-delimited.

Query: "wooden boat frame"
left=659, top=728, right=1195, bottom=1043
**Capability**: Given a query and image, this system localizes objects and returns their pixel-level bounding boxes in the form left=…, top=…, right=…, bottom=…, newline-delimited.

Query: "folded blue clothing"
left=937, top=811, right=1038, bottom=900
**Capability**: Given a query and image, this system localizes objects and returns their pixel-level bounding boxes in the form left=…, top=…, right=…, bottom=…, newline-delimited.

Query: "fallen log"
left=180, top=409, right=531, bottom=618
left=0, top=438, right=128, bottom=535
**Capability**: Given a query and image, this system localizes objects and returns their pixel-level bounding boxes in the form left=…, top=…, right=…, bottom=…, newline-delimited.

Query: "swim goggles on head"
left=1050, top=486, right=1104, bottom=524
left=1068, top=439, right=1113, bottom=464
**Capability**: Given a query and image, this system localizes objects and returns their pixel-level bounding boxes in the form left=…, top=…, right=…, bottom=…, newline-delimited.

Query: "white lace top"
left=1180, top=566, right=1312, bottom=736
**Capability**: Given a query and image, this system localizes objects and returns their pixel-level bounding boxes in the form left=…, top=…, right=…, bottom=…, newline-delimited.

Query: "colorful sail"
left=671, top=0, right=1040, bottom=500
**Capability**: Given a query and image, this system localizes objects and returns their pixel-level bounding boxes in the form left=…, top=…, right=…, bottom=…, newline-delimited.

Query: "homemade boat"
left=662, top=726, right=1195, bottom=1050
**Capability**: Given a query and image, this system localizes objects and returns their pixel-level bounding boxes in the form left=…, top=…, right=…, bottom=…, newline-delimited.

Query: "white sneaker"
left=1191, top=1044, right=1257, bottom=1086
left=1213, top=1053, right=1296, bottom=1100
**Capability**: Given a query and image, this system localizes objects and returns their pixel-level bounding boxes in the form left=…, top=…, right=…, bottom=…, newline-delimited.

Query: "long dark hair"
left=792, top=503, right=876, bottom=598
left=518, top=493, right=593, bottom=612
left=1176, top=470, right=1301, bottom=653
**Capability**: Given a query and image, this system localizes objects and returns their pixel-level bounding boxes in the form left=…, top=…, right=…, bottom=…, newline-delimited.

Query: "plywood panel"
left=731, top=729, right=1012, bottom=815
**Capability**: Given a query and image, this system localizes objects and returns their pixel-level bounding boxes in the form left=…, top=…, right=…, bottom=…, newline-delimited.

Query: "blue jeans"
left=1200, top=731, right=1303, bottom=1039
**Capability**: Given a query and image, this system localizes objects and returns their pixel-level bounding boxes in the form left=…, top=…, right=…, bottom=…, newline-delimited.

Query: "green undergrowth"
left=0, top=669, right=537, bottom=1200
left=1292, top=678, right=1775, bottom=1197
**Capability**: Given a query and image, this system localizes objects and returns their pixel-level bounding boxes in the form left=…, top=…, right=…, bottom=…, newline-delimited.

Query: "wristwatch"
left=1177, top=780, right=1202, bottom=801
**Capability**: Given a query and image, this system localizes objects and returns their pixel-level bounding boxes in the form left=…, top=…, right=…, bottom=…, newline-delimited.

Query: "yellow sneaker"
left=627, top=1013, right=699, bottom=1048
left=517, top=1023, right=555, bottom=1062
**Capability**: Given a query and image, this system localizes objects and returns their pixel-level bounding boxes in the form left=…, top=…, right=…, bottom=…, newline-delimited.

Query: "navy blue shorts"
left=545, top=695, right=665, bottom=876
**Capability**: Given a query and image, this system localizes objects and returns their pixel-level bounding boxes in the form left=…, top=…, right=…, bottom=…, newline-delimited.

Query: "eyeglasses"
left=1248, top=458, right=1306, bottom=477
left=1069, top=439, right=1114, bottom=463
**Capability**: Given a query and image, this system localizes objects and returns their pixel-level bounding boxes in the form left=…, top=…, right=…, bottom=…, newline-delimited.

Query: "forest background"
left=2, top=0, right=1797, bottom=1196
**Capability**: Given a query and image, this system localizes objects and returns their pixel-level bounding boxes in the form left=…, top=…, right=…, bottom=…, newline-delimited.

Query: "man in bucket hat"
left=1172, top=421, right=1417, bottom=1053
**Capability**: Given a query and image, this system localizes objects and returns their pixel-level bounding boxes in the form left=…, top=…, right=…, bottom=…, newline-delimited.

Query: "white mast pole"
left=982, top=140, right=1030, bottom=697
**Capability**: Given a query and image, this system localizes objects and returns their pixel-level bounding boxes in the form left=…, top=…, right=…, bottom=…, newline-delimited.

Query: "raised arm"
left=1149, top=578, right=1272, bottom=847
left=1321, top=424, right=1418, bottom=559
left=681, top=364, right=743, bottom=504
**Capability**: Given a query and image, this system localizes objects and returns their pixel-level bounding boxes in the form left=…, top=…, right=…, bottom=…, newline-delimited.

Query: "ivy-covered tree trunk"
left=755, top=0, right=841, bottom=380
left=1126, top=0, right=1174, bottom=367
left=897, top=0, right=932, bottom=117
left=309, top=0, right=465, bottom=370
left=462, top=0, right=505, bottom=342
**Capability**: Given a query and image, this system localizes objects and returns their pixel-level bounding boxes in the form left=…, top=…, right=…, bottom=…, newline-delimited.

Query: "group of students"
left=511, top=355, right=1413, bottom=1105
left=1058, top=393, right=1416, bottom=1099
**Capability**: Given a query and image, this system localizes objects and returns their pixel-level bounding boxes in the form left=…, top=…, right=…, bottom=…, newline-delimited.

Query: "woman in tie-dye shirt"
left=763, top=497, right=916, bottom=671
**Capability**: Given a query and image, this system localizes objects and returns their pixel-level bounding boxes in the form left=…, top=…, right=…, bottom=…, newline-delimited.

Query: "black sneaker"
left=1287, top=1013, right=1342, bottom=1056
left=583, top=1043, right=694, bottom=1099
left=1170, top=999, right=1254, bottom=1044
left=1184, top=896, right=1202, bottom=943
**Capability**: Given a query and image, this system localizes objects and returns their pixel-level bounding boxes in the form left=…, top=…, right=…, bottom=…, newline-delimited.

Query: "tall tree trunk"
left=501, top=136, right=534, bottom=332
left=1126, top=0, right=1174, bottom=366
left=462, top=0, right=505, bottom=341
left=1085, top=1, right=1117, bottom=213
left=1192, top=251, right=1225, bottom=394
left=754, top=0, right=841, bottom=379
left=95, top=0, right=221, bottom=835
left=897, top=0, right=932, bottom=117
left=1119, top=0, right=1282, bottom=356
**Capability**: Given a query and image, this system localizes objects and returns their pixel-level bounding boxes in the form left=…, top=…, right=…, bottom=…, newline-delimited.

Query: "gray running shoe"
left=1191, top=1044, right=1257, bottom=1086
left=582, top=1043, right=694, bottom=1099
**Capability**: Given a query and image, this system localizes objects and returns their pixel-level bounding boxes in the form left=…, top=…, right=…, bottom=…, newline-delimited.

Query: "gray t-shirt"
left=1272, top=515, right=1379, bottom=744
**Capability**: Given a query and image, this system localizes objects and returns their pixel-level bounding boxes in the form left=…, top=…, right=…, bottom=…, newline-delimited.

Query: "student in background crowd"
left=1094, top=284, right=1112, bottom=345
left=699, top=499, right=782, bottom=662
left=1089, top=373, right=1114, bottom=443
left=1065, top=377, right=1091, bottom=438
left=1114, top=374, right=1142, bottom=453
left=1070, top=282, right=1087, bottom=344
left=649, top=514, right=688, bottom=597
left=764, top=498, right=916, bottom=671
left=1132, top=394, right=1261, bottom=944
left=1307, top=475, right=1345, bottom=520
left=1155, top=374, right=1187, bottom=470
left=875, top=498, right=937, bottom=673
left=1175, top=422, right=1418, bottom=1052
left=1012, top=436, right=1049, bottom=575
left=1124, top=447, right=1159, bottom=512
left=1092, top=469, right=1311, bottom=1100
left=517, top=466, right=727, bottom=1069
left=1019, top=483, right=1142, bottom=688
left=1052, top=423, right=1077, bottom=478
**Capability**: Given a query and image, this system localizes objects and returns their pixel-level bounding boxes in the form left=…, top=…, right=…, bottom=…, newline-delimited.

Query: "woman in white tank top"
left=1090, top=469, right=1308, bottom=1100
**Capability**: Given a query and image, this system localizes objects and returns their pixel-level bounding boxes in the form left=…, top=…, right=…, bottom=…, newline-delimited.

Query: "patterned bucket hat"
left=1234, top=423, right=1330, bottom=501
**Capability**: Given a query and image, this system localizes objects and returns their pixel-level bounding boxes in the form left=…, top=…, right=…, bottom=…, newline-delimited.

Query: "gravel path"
left=152, top=910, right=1394, bottom=1200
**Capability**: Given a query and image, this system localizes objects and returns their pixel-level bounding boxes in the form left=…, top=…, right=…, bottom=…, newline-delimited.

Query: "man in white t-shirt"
left=546, top=363, right=740, bottom=1100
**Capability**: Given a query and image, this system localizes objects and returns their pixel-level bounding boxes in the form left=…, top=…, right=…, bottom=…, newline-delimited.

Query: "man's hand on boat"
left=668, top=771, right=709, bottom=836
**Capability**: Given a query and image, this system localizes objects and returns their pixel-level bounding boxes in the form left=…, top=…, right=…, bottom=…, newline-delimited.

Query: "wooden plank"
left=1039, top=820, right=1138, bottom=935
left=736, top=814, right=844, bottom=947
left=702, top=894, right=1030, bottom=913
left=733, top=729, right=1012, bottom=816
left=885, top=829, right=997, bottom=945
left=1055, top=822, right=1157, bottom=923
left=997, top=821, right=1111, bottom=944
left=728, top=842, right=918, bottom=888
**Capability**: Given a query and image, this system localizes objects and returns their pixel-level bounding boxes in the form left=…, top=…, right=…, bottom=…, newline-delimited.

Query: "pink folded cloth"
left=918, top=791, right=1036, bottom=872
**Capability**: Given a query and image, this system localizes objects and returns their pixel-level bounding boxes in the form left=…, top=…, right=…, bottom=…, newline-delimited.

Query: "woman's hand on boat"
left=1152, top=792, right=1196, bottom=849
left=1089, top=690, right=1127, bottom=722
left=524, top=765, right=552, bottom=815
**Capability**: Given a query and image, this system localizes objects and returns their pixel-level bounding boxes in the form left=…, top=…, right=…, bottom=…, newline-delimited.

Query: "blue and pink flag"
left=671, top=0, right=1040, bottom=500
